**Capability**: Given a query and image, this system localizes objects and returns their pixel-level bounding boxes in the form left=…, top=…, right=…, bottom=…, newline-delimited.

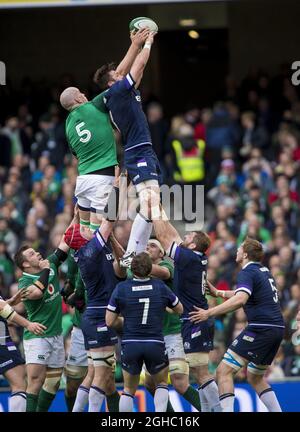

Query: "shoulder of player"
left=18, top=273, right=38, bottom=288
left=158, top=259, right=174, bottom=270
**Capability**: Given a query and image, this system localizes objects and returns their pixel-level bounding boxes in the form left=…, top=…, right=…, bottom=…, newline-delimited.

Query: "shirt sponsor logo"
left=45, top=291, right=60, bottom=303
left=97, top=326, right=108, bottom=332
left=137, top=161, right=147, bottom=168
left=132, top=285, right=153, bottom=292
left=135, top=95, right=141, bottom=102
left=106, top=253, right=114, bottom=261
left=243, top=335, right=254, bottom=342
left=259, top=267, right=269, bottom=272
left=232, top=339, right=238, bottom=347
left=38, top=355, right=45, bottom=360
left=88, top=340, right=98, bottom=345
left=7, top=346, right=17, bottom=351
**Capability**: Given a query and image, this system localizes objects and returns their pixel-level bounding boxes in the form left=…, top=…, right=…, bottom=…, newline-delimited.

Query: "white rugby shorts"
left=75, top=175, right=114, bottom=212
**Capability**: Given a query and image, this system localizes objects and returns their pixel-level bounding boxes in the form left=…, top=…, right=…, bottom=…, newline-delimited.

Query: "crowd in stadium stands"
left=0, top=64, right=300, bottom=385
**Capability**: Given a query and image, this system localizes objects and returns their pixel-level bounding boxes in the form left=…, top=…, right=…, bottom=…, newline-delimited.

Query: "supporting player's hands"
left=130, top=28, right=150, bottom=48
left=39, top=259, right=50, bottom=270
left=205, top=280, right=219, bottom=297
left=189, top=306, right=210, bottom=323
left=26, top=322, right=47, bottom=336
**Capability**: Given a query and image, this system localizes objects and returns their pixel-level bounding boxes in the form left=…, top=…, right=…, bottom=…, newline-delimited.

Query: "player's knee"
left=219, top=349, right=246, bottom=379
left=247, top=363, right=268, bottom=384
left=171, top=373, right=189, bottom=394
left=43, top=368, right=63, bottom=395
left=65, top=366, right=87, bottom=396
left=64, top=365, right=87, bottom=381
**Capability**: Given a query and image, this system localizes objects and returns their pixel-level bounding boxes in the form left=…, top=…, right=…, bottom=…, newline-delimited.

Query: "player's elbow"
left=105, top=312, right=115, bottom=328
left=174, top=302, right=183, bottom=315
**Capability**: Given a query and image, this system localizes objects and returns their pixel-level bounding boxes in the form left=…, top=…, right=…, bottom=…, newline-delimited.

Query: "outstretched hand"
left=130, top=28, right=150, bottom=47
left=206, top=280, right=219, bottom=297
left=145, top=31, right=157, bottom=45
left=8, top=288, right=29, bottom=306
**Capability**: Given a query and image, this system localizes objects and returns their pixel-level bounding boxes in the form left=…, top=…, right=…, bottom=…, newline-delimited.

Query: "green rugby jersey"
left=65, top=92, right=118, bottom=175
left=18, top=254, right=62, bottom=340
left=127, top=259, right=181, bottom=336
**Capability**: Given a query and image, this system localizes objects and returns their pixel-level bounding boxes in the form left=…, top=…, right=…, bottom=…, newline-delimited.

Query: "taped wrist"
left=34, top=268, right=50, bottom=292
left=54, top=248, right=68, bottom=263
left=0, top=303, right=16, bottom=321
left=103, top=186, right=120, bottom=221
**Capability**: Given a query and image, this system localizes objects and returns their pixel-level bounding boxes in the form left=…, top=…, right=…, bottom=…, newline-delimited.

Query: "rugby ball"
left=129, top=17, right=158, bottom=33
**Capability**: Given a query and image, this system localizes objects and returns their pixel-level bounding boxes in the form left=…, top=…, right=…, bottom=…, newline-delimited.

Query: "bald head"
left=60, top=87, right=88, bottom=111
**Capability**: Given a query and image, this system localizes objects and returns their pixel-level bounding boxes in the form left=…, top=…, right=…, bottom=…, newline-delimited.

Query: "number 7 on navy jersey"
left=139, top=298, right=150, bottom=324
left=268, top=278, right=279, bottom=303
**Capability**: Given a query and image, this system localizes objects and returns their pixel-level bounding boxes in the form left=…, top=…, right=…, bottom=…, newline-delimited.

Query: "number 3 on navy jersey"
left=76, top=122, right=92, bottom=143
left=139, top=298, right=150, bottom=324
left=269, top=278, right=279, bottom=303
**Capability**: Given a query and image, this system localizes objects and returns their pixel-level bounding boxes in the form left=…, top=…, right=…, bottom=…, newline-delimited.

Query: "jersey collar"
left=242, top=261, right=260, bottom=270
left=133, top=277, right=151, bottom=282
left=22, top=271, right=39, bottom=278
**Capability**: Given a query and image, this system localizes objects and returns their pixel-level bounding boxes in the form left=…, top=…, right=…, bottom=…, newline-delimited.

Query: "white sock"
left=201, top=379, right=222, bottom=412
left=154, top=385, right=169, bottom=412
left=119, top=392, right=134, bottom=412
left=198, top=387, right=210, bottom=412
left=9, top=391, right=27, bottom=412
left=220, top=392, right=235, bottom=412
left=88, top=385, right=105, bottom=412
left=126, top=213, right=152, bottom=254
left=259, top=388, right=282, bottom=412
left=72, top=385, right=90, bottom=412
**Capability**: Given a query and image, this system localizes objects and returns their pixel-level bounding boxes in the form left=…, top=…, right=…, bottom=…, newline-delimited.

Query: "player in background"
left=0, top=291, right=46, bottom=411
left=60, top=29, right=149, bottom=239
left=14, top=227, right=71, bottom=412
left=190, top=238, right=284, bottom=412
left=61, top=249, right=89, bottom=412
left=106, top=252, right=183, bottom=412
left=94, top=31, right=161, bottom=267
left=138, top=239, right=202, bottom=412
left=152, top=210, right=222, bottom=412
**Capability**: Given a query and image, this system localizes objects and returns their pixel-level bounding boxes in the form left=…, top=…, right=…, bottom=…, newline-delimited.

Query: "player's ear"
left=190, top=242, right=197, bottom=251
left=22, top=260, right=30, bottom=269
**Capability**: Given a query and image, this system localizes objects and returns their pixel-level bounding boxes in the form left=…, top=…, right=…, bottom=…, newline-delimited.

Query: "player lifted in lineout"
left=60, top=29, right=150, bottom=239
left=94, top=30, right=161, bottom=267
